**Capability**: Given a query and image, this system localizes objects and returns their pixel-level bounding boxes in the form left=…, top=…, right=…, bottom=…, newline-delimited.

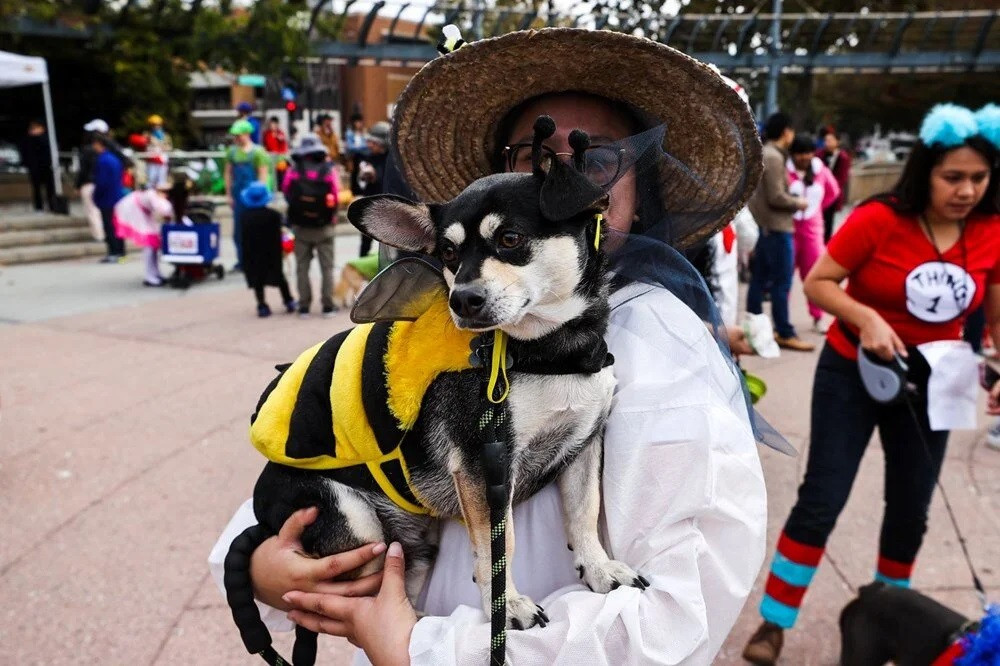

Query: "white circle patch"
left=904, top=261, right=975, bottom=323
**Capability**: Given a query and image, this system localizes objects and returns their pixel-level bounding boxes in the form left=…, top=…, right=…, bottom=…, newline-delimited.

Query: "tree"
left=0, top=0, right=312, bottom=147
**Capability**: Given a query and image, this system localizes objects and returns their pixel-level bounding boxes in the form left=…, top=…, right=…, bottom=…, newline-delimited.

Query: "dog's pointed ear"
left=347, top=194, right=436, bottom=253
left=539, top=157, right=609, bottom=222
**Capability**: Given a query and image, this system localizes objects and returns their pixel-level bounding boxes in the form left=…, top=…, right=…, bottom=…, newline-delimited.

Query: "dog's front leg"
left=453, top=470, right=547, bottom=630
left=559, top=438, right=649, bottom=593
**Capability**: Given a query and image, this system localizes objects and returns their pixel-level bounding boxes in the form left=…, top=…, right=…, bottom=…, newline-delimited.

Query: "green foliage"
left=0, top=0, right=313, bottom=147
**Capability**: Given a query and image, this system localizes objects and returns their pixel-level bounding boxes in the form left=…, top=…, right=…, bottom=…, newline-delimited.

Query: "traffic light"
left=282, top=85, right=298, bottom=117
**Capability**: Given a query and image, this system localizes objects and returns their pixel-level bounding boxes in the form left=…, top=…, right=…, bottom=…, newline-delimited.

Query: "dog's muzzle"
left=450, top=286, right=489, bottom=320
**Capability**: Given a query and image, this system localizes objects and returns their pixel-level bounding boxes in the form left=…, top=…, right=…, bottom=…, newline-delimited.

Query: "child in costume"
left=787, top=133, right=841, bottom=333
left=113, top=180, right=175, bottom=286
left=239, top=182, right=297, bottom=317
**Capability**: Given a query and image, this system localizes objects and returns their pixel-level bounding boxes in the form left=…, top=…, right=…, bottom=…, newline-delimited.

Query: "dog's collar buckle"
left=469, top=334, right=514, bottom=371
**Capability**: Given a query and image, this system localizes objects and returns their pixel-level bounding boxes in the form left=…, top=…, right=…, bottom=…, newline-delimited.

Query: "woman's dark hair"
left=790, top=134, right=817, bottom=186
left=790, top=134, right=815, bottom=156
left=763, top=113, right=792, bottom=141
left=168, top=178, right=190, bottom=222
left=871, top=135, right=1000, bottom=216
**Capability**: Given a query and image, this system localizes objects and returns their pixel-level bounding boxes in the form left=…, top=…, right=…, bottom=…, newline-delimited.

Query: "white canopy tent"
left=0, top=50, right=63, bottom=197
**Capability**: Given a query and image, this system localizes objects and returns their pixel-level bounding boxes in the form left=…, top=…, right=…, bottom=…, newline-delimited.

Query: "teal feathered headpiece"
left=920, top=104, right=979, bottom=148
left=920, top=103, right=1000, bottom=150
left=974, top=104, right=1000, bottom=150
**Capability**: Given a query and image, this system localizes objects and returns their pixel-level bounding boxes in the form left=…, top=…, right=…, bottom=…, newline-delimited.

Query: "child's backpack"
left=286, top=163, right=335, bottom=227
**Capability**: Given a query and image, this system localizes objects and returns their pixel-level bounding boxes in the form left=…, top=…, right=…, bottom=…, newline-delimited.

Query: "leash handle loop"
left=487, top=331, right=510, bottom=404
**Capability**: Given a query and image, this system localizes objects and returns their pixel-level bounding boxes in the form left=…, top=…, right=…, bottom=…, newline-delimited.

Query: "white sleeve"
left=207, top=499, right=295, bottom=633
left=403, top=291, right=768, bottom=666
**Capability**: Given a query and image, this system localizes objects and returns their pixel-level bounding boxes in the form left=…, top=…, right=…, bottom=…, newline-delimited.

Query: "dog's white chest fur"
left=506, top=367, right=616, bottom=475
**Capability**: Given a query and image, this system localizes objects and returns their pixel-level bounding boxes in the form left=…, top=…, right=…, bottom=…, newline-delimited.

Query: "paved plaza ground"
left=1, top=229, right=997, bottom=665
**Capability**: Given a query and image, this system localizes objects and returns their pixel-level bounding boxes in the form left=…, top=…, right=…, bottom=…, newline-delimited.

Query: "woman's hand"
left=249, top=507, right=387, bottom=610
left=726, top=326, right=754, bottom=356
left=858, top=310, right=907, bottom=361
left=284, top=542, right=416, bottom=666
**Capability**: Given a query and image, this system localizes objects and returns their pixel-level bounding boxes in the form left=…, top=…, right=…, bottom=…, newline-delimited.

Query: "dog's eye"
left=440, top=243, right=457, bottom=263
left=498, top=231, right=523, bottom=249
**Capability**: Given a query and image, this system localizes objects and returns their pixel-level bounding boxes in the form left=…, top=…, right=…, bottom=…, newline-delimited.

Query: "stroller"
left=160, top=198, right=225, bottom=288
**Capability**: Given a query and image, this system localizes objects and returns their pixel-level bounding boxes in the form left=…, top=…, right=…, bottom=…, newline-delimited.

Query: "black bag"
left=286, top=163, right=334, bottom=228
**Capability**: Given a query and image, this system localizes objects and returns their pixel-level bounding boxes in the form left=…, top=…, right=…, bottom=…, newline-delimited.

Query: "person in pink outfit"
left=113, top=180, right=175, bottom=286
left=787, top=134, right=841, bottom=332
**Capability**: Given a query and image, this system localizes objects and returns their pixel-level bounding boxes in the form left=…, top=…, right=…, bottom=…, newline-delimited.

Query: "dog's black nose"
left=450, top=287, right=487, bottom=318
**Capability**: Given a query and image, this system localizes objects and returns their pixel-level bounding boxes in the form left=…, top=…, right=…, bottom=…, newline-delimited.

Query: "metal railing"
left=307, top=3, right=999, bottom=73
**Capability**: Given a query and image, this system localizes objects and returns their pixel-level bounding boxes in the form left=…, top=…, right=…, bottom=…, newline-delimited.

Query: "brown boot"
left=775, top=335, right=816, bottom=352
left=742, top=621, right=784, bottom=665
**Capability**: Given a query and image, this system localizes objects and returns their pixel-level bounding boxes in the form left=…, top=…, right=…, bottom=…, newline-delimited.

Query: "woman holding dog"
left=211, top=28, right=774, bottom=664
left=743, top=104, right=1000, bottom=665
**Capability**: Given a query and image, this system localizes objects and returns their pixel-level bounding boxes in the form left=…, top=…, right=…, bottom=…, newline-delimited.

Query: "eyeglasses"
left=502, top=143, right=625, bottom=187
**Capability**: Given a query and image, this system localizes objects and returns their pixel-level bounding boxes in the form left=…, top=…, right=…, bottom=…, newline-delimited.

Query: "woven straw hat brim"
left=392, top=28, right=762, bottom=247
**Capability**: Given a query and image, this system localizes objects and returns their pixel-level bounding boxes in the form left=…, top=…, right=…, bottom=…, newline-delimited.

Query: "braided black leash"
left=480, top=404, right=509, bottom=666
left=470, top=330, right=515, bottom=666
left=225, top=524, right=318, bottom=666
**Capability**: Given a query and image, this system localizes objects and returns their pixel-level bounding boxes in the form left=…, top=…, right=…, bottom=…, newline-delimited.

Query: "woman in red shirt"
left=744, top=103, right=1000, bottom=665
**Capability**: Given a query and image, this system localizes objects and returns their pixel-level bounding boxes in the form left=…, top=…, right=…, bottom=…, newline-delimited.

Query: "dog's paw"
left=577, top=558, right=650, bottom=594
left=506, top=593, right=549, bottom=630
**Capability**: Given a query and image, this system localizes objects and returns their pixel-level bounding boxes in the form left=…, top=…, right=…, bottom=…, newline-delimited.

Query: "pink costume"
left=113, top=189, right=174, bottom=249
left=787, top=157, right=841, bottom=321
left=113, top=190, right=175, bottom=285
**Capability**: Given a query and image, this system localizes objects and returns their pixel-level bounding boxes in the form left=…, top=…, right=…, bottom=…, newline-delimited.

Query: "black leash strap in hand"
left=225, top=523, right=316, bottom=666
left=480, top=405, right=509, bottom=666
left=902, top=398, right=990, bottom=610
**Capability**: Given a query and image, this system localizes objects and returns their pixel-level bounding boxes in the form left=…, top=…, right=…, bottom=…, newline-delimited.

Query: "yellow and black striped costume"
left=249, top=296, right=475, bottom=514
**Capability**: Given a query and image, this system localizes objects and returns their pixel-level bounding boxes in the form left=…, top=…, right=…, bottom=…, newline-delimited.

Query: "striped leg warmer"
left=875, top=555, right=913, bottom=588
left=759, top=532, right=824, bottom=629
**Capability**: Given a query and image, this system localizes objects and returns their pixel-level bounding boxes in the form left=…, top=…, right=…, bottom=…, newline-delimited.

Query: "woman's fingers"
left=313, top=542, right=387, bottom=580
left=284, top=591, right=359, bottom=620
left=892, top=332, right=908, bottom=358
left=312, top=571, right=384, bottom=598
left=287, top=610, right=351, bottom=637
left=276, top=507, right=319, bottom=546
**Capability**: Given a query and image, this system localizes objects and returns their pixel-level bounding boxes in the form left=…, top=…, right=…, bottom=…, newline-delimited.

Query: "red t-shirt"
left=262, top=129, right=288, bottom=154
left=826, top=200, right=1000, bottom=360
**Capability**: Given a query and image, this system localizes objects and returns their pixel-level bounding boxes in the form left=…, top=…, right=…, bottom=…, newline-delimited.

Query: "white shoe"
left=813, top=317, right=830, bottom=334
left=987, top=418, right=1000, bottom=450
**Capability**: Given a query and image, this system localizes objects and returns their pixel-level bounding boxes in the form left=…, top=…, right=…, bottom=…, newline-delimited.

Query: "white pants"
left=143, top=247, right=163, bottom=284
left=146, top=162, right=169, bottom=188
left=79, top=183, right=104, bottom=241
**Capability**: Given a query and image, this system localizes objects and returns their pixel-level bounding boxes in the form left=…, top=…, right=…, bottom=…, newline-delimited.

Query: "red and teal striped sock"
left=875, top=555, right=913, bottom=588
left=759, top=532, right=824, bottom=629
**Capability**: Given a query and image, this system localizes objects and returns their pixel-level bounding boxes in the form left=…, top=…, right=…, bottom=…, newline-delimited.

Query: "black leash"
left=901, top=395, right=989, bottom=610
left=841, top=318, right=988, bottom=608
left=225, top=523, right=318, bottom=666
left=472, top=330, right=514, bottom=666
left=480, top=404, right=510, bottom=666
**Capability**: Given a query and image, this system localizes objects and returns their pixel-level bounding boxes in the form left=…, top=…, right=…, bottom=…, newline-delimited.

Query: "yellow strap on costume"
left=594, top=213, right=603, bottom=251
left=486, top=330, right=510, bottom=404
left=249, top=328, right=433, bottom=515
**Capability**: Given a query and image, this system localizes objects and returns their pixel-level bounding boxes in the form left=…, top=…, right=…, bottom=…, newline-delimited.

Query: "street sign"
left=237, top=74, right=267, bottom=87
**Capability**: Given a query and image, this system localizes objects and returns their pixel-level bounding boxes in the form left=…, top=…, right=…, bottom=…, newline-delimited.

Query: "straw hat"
left=392, top=28, right=762, bottom=246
